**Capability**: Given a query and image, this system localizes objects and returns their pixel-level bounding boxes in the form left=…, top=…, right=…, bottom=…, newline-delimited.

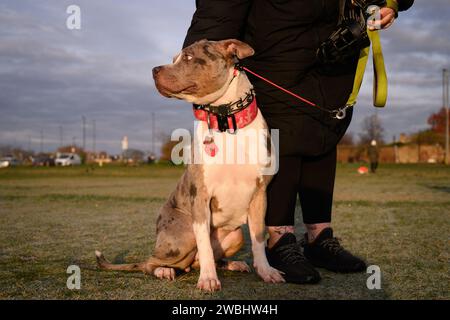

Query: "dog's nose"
left=152, top=66, right=162, bottom=77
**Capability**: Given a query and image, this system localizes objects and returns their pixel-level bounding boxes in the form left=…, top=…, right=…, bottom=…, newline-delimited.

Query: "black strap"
left=195, top=90, right=255, bottom=133
left=338, top=0, right=346, bottom=24
left=194, top=90, right=255, bottom=117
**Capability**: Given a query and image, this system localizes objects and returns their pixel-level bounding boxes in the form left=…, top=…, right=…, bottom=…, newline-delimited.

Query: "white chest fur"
left=191, top=70, right=272, bottom=229
left=195, top=112, right=268, bottom=229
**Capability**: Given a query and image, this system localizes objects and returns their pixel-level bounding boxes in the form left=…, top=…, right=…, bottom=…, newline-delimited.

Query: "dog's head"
left=152, top=39, right=254, bottom=104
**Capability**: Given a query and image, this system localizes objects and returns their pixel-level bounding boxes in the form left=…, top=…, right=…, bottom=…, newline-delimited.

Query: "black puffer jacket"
left=184, top=0, right=414, bottom=157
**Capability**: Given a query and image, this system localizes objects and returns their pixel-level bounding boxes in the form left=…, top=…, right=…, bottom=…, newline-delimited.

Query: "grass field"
left=0, top=163, right=449, bottom=300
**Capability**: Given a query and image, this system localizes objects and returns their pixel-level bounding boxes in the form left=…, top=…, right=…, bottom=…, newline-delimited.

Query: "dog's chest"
left=194, top=108, right=270, bottom=229
left=203, top=117, right=266, bottom=229
left=204, top=163, right=261, bottom=229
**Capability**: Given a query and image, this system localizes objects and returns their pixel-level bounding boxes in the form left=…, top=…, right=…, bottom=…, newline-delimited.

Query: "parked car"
left=55, top=153, right=81, bottom=166
left=33, top=155, right=55, bottom=167
left=0, top=156, right=19, bottom=168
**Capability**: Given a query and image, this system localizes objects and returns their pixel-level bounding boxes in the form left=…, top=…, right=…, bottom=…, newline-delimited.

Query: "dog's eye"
left=184, top=54, right=193, bottom=61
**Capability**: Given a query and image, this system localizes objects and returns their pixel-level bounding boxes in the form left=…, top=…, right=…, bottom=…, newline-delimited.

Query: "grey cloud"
left=0, top=0, right=448, bottom=154
left=0, top=0, right=196, bottom=153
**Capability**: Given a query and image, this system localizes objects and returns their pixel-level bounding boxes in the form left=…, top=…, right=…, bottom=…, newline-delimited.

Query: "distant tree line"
left=2, top=107, right=448, bottom=162
left=339, top=107, right=449, bottom=147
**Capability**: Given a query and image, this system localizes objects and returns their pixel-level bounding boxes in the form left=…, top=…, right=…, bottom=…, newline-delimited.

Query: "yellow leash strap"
left=346, top=29, right=388, bottom=108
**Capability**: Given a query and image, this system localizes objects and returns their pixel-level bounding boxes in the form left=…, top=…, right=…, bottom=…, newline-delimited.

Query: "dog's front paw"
left=255, top=265, right=285, bottom=283
left=197, top=274, right=222, bottom=292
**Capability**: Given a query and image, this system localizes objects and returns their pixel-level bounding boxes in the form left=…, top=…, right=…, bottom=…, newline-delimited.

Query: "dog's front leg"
left=248, top=183, right=285, bottom=283
left=192, top=194, right=221, bottom=292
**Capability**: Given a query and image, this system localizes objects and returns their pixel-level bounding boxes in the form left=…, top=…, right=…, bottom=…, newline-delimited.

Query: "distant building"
left=85, top=151, right=112, bottom=166
left=337, top=144, right=445, bottom=164
left=121, top=136, right=128, bottom=152
left=122, top=149, right=145, bottom=164
left=398, top=133, right=411, bottom=144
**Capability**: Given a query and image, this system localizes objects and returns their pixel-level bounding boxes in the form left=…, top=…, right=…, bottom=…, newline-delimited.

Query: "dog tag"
left=203, top=138, right=218, bottom=157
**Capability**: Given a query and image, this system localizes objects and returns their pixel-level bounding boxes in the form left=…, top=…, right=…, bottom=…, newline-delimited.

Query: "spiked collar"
left=193, top=89, right=258, bottom=133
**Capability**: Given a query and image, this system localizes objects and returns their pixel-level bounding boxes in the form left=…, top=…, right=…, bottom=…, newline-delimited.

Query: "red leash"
left=237, top=65, right=349, bottom=119
left=240, top=66, right=318, bottom=108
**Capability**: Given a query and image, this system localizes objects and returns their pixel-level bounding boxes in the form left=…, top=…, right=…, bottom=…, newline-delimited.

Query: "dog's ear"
left=217, top=39, right=255, bottom=60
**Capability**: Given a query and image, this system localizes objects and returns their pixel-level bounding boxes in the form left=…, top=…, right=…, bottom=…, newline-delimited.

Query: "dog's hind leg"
left=214, top=228, right=250, bottom=273
left=211, top=227, right=245, bottom=259
left=190, top=227, right=250, bottom=273
left=150, top=206, right=197, bottom=278
left=218, top=260, right=251, bottom=272
left=153, top=266, right=176, bottom=280
left=95, top=205, right=197, bottom=278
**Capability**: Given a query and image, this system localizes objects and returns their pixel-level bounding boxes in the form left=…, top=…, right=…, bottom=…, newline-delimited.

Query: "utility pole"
left=393, top=135, right=398, bottom=163
left=444, top=69, right=449, bottom=165
left=417, top=131, right=421, bottom=163
left=152, top=112, right=155, bottom=155
left=82, top=115, right=86, bottom=151
left=59, top=125, right=63, bottom=148
left=40, top=129, right=44, bottom=154
left=92, top=119, right=96, bottom=154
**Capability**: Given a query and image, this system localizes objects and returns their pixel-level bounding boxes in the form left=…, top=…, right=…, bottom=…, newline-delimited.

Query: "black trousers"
left=266, top=148, right=337, bottom=226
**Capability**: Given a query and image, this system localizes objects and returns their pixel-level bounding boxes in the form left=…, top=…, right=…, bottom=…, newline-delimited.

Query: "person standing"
left=368, top=139, right=380, bottom=173
left=183, top=0, right=414, bottom=284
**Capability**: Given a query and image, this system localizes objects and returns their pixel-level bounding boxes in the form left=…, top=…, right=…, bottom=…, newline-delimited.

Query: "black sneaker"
left=302, top=228, right=367, bottom=273
left=266, top=233, right=321, bottom=284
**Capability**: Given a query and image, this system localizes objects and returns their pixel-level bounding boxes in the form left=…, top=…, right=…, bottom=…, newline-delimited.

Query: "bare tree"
left=359, top=114, right=385, bottom=145
left=338, top=132, right=355, bottom=146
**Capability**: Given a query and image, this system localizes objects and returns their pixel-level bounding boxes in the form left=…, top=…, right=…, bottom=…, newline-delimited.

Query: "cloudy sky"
left=0, top=0, right=449, bottom=154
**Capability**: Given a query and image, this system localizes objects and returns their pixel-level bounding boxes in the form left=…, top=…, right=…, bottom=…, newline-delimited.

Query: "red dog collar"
left=193, top=98, right=258, bottom=133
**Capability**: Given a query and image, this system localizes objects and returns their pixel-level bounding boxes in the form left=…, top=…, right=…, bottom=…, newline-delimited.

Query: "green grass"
left=0, top=163, right=449, bottom=300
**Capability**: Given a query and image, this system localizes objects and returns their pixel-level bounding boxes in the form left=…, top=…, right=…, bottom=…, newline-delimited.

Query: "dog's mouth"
left=156, top=82, right=198, bottom=98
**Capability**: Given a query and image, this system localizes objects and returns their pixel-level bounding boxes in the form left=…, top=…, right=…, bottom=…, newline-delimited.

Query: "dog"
left=95, top=39, right=284, bottom=292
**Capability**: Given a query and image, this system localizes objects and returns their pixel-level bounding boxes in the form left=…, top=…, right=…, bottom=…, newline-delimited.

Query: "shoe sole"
left=283, top=275, right=321, bottom=284
left=310, top=261, right=366, bottom=273
left=267, top=262, right=322, bottom=284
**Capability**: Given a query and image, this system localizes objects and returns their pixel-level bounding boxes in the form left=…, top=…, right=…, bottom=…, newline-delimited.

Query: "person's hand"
left=368, top=7, right=396, bottom=31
